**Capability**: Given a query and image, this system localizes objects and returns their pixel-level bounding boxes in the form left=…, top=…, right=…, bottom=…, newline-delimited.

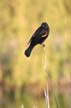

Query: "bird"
left=25, top=22, right=50, bottom=57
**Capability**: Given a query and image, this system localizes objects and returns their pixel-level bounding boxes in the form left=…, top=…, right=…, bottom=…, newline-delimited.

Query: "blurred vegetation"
left=0, top=0, right=71, bottom=85
left=0, top=0, right=71, bottom=108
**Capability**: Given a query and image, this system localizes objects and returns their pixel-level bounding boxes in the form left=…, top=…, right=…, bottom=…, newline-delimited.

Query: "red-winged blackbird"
left=25, top=22, right=50, bottom=57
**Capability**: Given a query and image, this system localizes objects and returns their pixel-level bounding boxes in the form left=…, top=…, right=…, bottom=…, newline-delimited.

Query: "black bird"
left=25, top=22, right=50, bottom=57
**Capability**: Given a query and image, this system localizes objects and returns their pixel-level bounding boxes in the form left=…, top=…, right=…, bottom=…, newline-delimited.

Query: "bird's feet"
left=42, top=43, right=45, bottom=47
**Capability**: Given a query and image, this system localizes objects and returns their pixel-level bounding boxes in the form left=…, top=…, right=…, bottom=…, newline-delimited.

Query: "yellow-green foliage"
left=0, top=0, right=71, bottom=86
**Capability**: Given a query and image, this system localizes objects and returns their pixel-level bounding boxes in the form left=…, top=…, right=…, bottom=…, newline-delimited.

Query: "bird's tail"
left=25, top=45, right=34, bottom=57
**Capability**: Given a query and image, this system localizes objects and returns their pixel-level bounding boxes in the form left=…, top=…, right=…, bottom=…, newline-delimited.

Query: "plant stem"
left=42, top=45, right=50, bottom=108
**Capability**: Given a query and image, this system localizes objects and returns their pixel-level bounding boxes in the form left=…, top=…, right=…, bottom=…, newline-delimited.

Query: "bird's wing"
left=28, top=27, right=46, bottom=44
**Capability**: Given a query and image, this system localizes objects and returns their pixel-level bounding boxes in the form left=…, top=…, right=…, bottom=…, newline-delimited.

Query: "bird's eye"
left=42, top=25, right=45, bottom=27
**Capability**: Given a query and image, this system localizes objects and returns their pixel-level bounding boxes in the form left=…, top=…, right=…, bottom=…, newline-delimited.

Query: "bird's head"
left=41, top=22, right=49, bottom=31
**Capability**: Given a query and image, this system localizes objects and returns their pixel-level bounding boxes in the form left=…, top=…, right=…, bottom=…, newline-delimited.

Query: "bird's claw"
left=42, top=43, right=45, bottom=47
